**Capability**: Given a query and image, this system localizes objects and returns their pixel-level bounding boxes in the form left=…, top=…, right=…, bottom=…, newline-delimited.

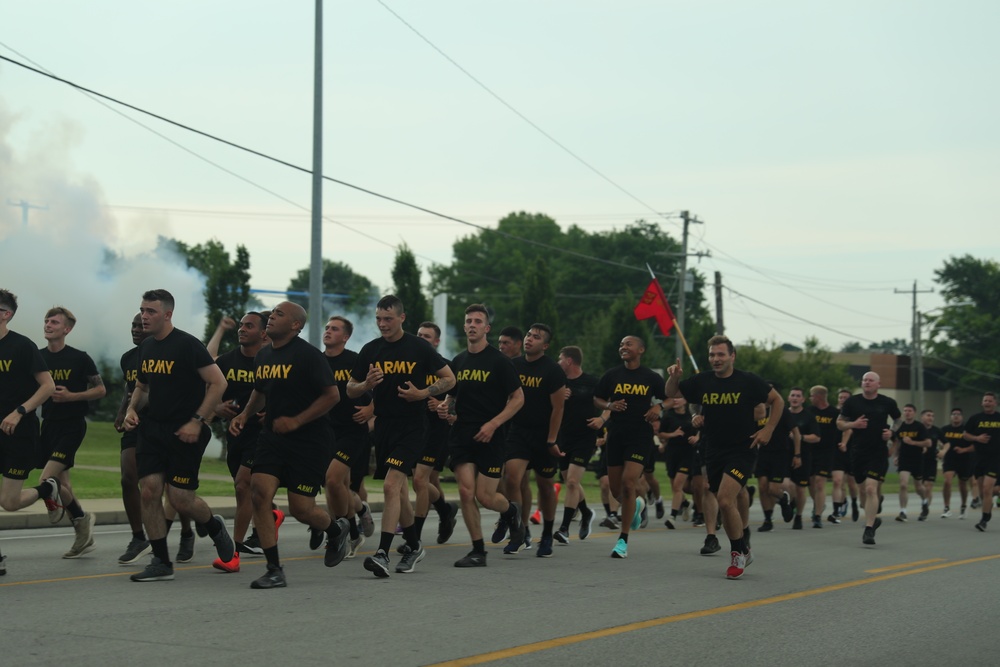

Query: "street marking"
left=865, top=558, right=945, bottom=573
left=427, top=554, right=1000, bottom=667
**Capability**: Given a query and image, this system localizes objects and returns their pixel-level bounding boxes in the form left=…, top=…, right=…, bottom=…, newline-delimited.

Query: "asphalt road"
left=1, top=499, right=996, bottom=667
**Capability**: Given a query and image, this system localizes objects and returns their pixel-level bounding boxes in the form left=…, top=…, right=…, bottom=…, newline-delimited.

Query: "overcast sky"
left=1, top=1, right=997, bottom=358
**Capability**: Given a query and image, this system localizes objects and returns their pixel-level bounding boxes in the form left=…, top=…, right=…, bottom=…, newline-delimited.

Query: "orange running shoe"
left=212, top=552, right=240, bottom=573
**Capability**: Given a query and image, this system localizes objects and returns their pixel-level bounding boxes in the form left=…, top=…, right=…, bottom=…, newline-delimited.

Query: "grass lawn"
left=36, top=422, right=905, bottom=504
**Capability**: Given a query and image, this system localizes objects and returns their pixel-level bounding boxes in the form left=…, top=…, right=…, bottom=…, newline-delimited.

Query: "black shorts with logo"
left=39, top=417, right=87, bottom=469
left=449, top=421, right=504, bottom=479
left=252, top=429, right=329, bottom=497
left=136, top=419, right=211, bottom=490
left=705, top=443, right=757, bottom=494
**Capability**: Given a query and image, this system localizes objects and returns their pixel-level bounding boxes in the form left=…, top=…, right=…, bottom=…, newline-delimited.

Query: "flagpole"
left=646, top=264, right=699, bottom=372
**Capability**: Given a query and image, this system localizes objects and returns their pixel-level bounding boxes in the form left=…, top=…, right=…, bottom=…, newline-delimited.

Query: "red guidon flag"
left=634, top=278, right=676, bottom=336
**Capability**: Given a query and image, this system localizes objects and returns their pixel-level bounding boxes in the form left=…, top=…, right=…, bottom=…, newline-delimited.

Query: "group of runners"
left=1, top=286, right=997, bottom=583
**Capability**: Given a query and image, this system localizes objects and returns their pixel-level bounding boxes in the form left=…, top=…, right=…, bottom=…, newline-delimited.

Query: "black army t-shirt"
left=450, top=345, right=521, bottom=425
left=0, top=330, right=47, bottom=435
left=678, top=369, right=770, bottom=450
left=562, top=372, right=600, bottom=440
left=839, top=394, right=901, bottom=450
left=595, top=365, right=666, bottom=439
left=353, top=333, right=447, bottom=420
left=39, top=345, right=99, bottom=420
left=254, top=336, right=336, bottom=441
left=511, top=355, right=566, bottom=430
left=137, top=328, right=215, bottom=427
left=326, top=348, right=371, bottom=437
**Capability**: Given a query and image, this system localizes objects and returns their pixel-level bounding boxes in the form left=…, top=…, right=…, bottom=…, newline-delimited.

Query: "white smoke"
left=0, top=97, right=206, bottom=370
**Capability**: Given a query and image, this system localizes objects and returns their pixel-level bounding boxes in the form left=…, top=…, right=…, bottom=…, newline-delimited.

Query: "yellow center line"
left=865, top=558, right=946, bottom=573
left=426, top=554, right=1000, bottom=667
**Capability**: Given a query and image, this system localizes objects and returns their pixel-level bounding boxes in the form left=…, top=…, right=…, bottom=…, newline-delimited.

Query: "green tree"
left=729, top=337, right=855, bottom=394
left=928, top=254, right=1000, bottom=394
left=391, top=244, right=430, bottom=334
left=159, top=237, right=252, bottom=352
left=429, top=212, right=714, bottom=358
left=286, top=259, right=379, bottom=322
left=519, top=257, right=560, bottom=346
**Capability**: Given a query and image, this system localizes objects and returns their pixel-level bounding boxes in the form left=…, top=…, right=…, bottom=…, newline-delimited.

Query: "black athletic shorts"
left=943, top=451, right=974, bottom=480
left=665, top=444, right=695, bottom=480
left=449, top=421, right=504, bottom=479
left=559, top=433, right=597, bottom=472
left=851, top=445, right=889, bottom=485
left=605, top=427, right=653, bottom=469
left=505, top=424, right=558, bottom=479
left=136, top=419, right=211, bottom=490
left=1, top=427, right=38, bottom=481
left=704, top=444, right=757, bottom=494
left=810, top=445, right=834, bottom=479
left=252, top=429, right=329, bottom=497
left=897, top=448, right=924, bottom=475
left=225, top=421, right=261, bottom=478
left=39, top=417, right=87, bottom=469
left=755, top=446, right=787, bottom=484
left=790, top=447, right=812, bottom=487
left=373, top=416, right=424, bottom=480
left=120, top=427, right=138, bottom=452
left=594, top=444, right=609, bottom=479
left=832, top=442, right=851, bottom=472
left=418, top=413, right=451, bottom=472
left=921, top=450, right=939, bottom=482
left=973, top=446, right=999, bottom=480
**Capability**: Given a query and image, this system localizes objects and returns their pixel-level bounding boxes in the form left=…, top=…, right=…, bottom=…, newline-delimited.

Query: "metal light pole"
left=308, top=0, right=324, bottom=347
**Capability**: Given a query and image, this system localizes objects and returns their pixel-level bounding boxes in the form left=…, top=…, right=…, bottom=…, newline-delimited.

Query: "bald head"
left=861, top=371, right=881, bottom=398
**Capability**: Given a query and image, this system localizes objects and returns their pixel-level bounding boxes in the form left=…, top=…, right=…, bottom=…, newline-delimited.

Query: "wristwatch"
left=192, top=414, right=207, bottom=423
left=15, top=405, right=27, bottom=416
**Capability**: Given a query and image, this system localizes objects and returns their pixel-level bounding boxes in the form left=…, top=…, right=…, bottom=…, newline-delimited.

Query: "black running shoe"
left=250, top=564, right=286, bottom=589
left=210, top=515, right=235, bottom=562
left=454, top=550, right=487, bottom=567
left=792, top=515, right=803, bottom=530
left=309, top=526, right=325, bottom=550
left=578, top=506, right=595, bottom=540
left=747, top=485, right=756, bottom=507
left=758, top=521, right=773, bottom=532
left=700, top=534, right=721, bottom=555
left=779, top=492, right=794, bottom=523
left=437, top=502, right=458, bottom=544
left=324, top=519, right=350, bottom=567
left=862, top=527, right=875, bottom=545
left=364, top=550, right=391, bottom=578
left=851, top=500, right=860, bottom=522
left=130, top=556, right=174, bottom=582
left=176, top=533, right=195, bottom=563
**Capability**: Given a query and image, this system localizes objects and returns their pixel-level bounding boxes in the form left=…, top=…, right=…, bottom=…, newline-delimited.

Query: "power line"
left=374, top=0, right=680, bottom=231
left=0, top=52, right=653, bottom=276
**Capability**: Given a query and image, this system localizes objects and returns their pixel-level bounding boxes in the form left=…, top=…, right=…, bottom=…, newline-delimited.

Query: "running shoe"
left=758, top=521, right=773, bottom=533
left=530, top=509, right=541, bottom=525
left=700, top=534, right=721, bottom=555
left=747, top=485, right=756, bottom=507
left=506, top=502, right=525, bottom=548
left=812, top=515, right=823, bottom=529
left=599, top=515, right=620, bottom=530
left=631, top=497, right=646, bottom=531
left=359, top=501, right=375, bottom=538
left=610, top=538, right=628, bottom=559
left=578, top=506, right=595, bottom=540
left=941, top=507, right=952, bottom=519
left=395, top=543, right=426, bottom=573
left=130, top=556, right=174, bottom=582
left=238, top=541, right=264, bottom=557
left=553, top=530, right=570, bottom=545
left=491, top=515, right=509, bottom=543
left=454, top=550, right=486, bottom=567
left=437, top=501, right=458, bottom=544
left=862, top=527, right=875, bottom=545
left=918, top=505, right=929, bottom=522
left=851, top=499, right=860, bottom=522
left=212, top=552, right=240, bottom=573
left=726, top=551, right=746, bottom=579
left=639, top=503, right=649, bottom=529
left=210, top=514, right=236, bottom=562
left=324, top=518, right=350, bottom=567
left=346, top=533, right=365, bottom=560
left=827, top=514, right=841, bottom=525
left=309, top=526, right=325, bottom=550
left=64, top=512, right=96, bottom=559
left=250, top=564, right=286, bottom=589
left=43, top=478, right=64, bottom=524
left=272, top=508, right=285, bottom=540
left=895, top=512, right=907, bottom=522
left=536, top=535, right=553, bottom=558
left=792, top=515, right=803, bottom=530
left=655, top=499, right=665, bottom=520
left=175, top=532, right=195, bottom=563
left=118, top=537, right=152, bottom=565
left=680, top=499, right=691, bottom=522
left=664, top=518, right=676, bottom=530
left=363, top=550, right=391, bottom=578
left=523, top=527, right=532, bottom=550
left=779, top=491, right=794, bottom=523
left=975, top=520, right=988, bottom=532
